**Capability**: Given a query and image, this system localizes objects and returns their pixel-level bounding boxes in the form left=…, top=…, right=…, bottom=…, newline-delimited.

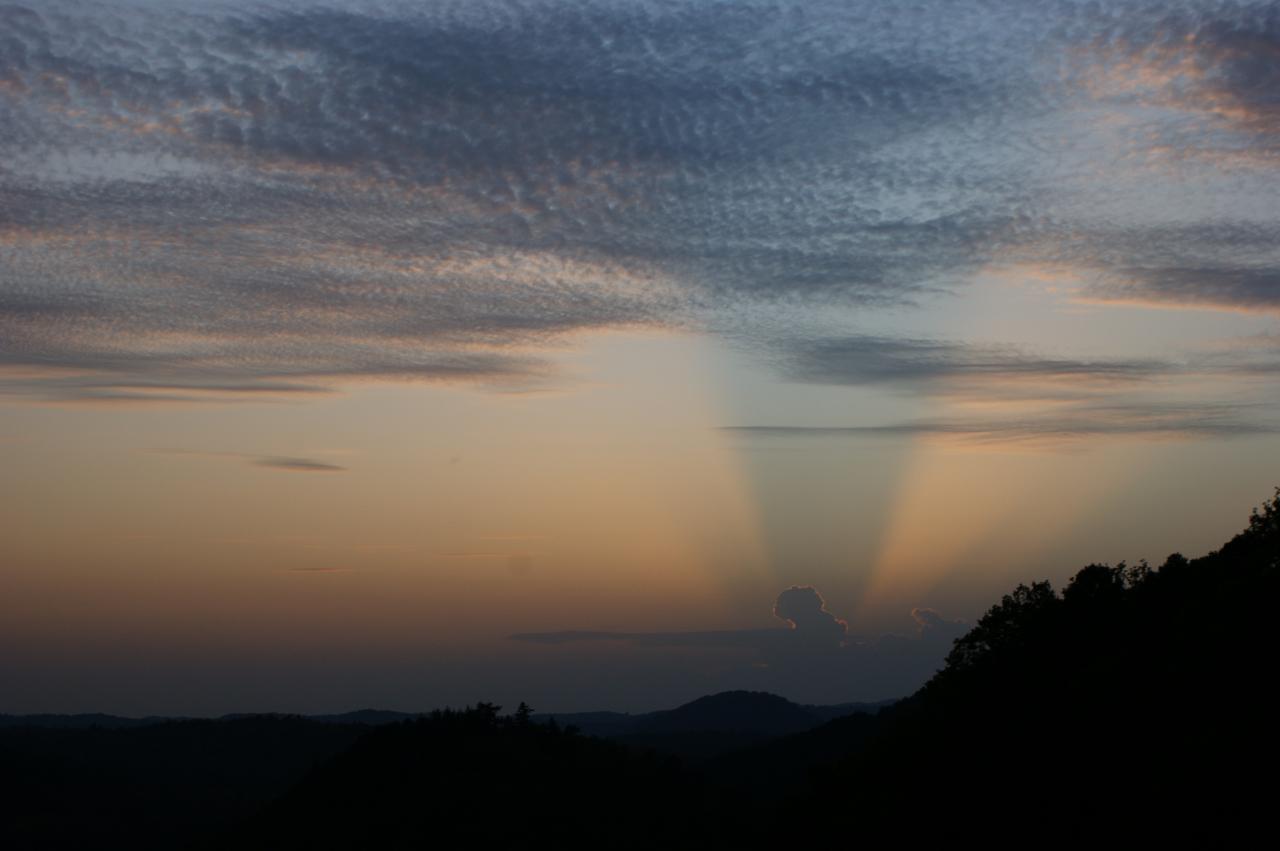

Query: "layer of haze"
left=3, top=0, right=1279, bottom=715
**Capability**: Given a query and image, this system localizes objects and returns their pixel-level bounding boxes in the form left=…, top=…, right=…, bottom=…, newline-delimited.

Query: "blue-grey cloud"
left=510, top=586, right=967, bottom=700
left=724, top=404, right=1278, bottom=444
left=911, top=607, right=969, bottom=641
left=1092, top=265, right=1280, bottom=311
left=779, top=334, right=1173, bottom=387
left=773, top=585, right=847, bottom=647
left=2, top=1, right=1279, bottom=402
left=1202, top=334, right=1280, bottom=376
left=514, top=586, right=847, bottom=649
left=749, top=329, right=1280, bottom=440
left=0, top=0, right=1047, bottom=400
left=507, top=628, right=781, bottom=649
left=1012, top=223, right=1280, bottom=312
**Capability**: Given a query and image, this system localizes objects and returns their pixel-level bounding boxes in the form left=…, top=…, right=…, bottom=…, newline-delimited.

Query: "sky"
left=2, top=0, right=1279, bottom=716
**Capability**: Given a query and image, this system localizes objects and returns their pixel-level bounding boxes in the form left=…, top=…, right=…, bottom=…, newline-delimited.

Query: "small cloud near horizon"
left=253, top=456, right=346, bottom=473
left=509, top=586, right=970, bottom=702
left=773, top=586, right=848, bottom=647
left=148, top=448, right=348, bottom=473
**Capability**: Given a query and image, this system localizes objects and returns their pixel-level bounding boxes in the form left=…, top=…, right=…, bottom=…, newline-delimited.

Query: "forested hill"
left=799, top=486, right=1280, bottom=842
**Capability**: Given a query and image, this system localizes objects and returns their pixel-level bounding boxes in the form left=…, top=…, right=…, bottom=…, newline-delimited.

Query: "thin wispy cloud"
left=253, top=456, right=346, bottom=472
left=724, top=406, right=1278, bottom=447
left=750, top=331, right=1280, bottom=442
left=778, top=335, right=1175, bottom=388
left=150, top=448, right=348, bottom=472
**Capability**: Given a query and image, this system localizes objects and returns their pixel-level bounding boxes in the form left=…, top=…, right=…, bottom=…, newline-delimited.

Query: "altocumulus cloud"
left=1, top=1, right=1279, bottom=404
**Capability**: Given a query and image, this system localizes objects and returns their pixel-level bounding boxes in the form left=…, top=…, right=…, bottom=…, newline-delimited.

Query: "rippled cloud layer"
left=2, top=0, right=1278, bottom=411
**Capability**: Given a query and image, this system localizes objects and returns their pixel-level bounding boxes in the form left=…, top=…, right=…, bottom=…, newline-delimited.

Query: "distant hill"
left=535, top=692, right=891, bottom=738
left=0, top=695, right=889, bottom=770
left=0, top=713, right=180, bottom=729
left=223, top=709, right=423, bottom=726
left=638, top=690, right=849, bottom=734
left=307, top=709, right=421, bottom=726
left=1, top=698, right=888, bottom=738
left=533, top=691, right=893, bottom=759
left=802, top=699, right=896, bottom=722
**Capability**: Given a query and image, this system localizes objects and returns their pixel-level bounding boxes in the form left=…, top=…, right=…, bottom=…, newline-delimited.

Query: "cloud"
left=778, top=334, right=1173, bottom=388
left=724, top=403, right=1278, bottom=446
left=1008, top=223, right=1280, bottom=313
left=506, top=628, right=781, bottom=649
left=150, top=448, right=347, bottom=472
left=513, top=587, right=849, bottom=650
left=773, top=586, right=848, bottom=647
left=911, top=607, right=969, bottom=641
left=1201, top=333, right=1280, bottom=376
left=1095, top=266, right=1280, bottom=312
left=0, top=0, right=1041, bottom=401
left=741, top=330, right=1280, bottom=444
left=1074, top=5, right=1280, bottom=154
left=510, top=586, right=968, bottom=700
left=2, top=1, right=1279, bottom=402
left=253, top=456, right=345, bottom=472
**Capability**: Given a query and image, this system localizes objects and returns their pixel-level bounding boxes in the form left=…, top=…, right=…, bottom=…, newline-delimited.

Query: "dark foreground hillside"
left=815, top=488, right=1280, bottom=842
left=229, top=704, right=727, bottom=850
left=4, top=489, right=1279, bottom=848
left=1, top=717, right=366, bottom=850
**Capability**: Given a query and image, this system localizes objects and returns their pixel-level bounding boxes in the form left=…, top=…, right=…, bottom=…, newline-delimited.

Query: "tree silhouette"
left=942, top=580, right=1058, bottom=671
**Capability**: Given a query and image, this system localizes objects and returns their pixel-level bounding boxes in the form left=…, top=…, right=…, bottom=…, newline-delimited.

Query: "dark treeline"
left=823, top=486, right=1280, bottom=842
left=228, top=702, right=726, bottom=849
left=5, top=489, right=1279, bottom=848
left=1, top=716, right=366, bottom=849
